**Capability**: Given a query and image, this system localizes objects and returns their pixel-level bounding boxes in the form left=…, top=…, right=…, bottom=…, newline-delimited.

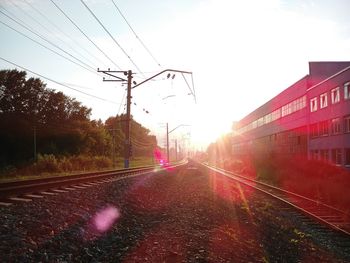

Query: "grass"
left=218, top=155, right=350, bottom=213
left=0, top=155, right=157, bottom=183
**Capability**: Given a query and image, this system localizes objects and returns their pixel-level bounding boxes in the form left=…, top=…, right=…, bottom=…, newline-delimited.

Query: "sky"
left=1, top=0, right=350, bottom=150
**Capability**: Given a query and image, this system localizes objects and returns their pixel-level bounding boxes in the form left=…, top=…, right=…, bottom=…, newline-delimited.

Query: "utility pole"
left=33, top=126, right=37, bottom=162
left=99, top=68, right=194, bottom=167
left=98, top=69, right=132, bottom=168
left=166, top=124, right=190, bottom=164
left=112, top=129, right=115, bottom=168
left=166, top=123, right=169, bottom=163
left=175, top=139, right=177, bottom=161
left=124, top=70, right=132, bottom=168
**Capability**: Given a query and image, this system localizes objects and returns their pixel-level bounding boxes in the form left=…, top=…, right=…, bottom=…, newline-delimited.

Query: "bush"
left=1, top=154, right=114, bottom=179
left=34, top=154, right=60, bottom=174
left=224, top=155, right=350, bottom=212
left=93, top=156, right=112, bottom=169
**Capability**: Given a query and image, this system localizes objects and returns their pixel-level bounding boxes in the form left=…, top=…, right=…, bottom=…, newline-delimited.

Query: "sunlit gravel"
left=1, top=162, right=349, bottom=262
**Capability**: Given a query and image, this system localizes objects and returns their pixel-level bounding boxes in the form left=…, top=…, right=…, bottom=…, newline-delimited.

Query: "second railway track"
left=203, top=163, right=350, bottom=238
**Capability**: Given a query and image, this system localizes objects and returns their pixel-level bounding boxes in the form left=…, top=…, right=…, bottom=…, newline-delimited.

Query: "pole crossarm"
left=132, top=69, right=192, bottom=89
left=97, top=68, right=127, bottom=81
left=168, top=124, right=190, bottom=134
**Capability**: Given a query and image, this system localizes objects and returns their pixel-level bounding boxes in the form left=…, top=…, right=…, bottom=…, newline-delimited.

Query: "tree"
left=0, top=69, right=159, bottom=169
left=0, top=69, right=104, bottom=166
left=104, top=114, right=157, bottom=158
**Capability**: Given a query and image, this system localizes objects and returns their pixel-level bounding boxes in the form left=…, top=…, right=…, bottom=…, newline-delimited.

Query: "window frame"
left=320, top=92, right=328, bottom=109
left=331, top=86, right=340, bottom=104
left=344, top=82, right=350, bottom=100
left=310, top=97, right=318, bottom=112
left=345, top=148, right=350, bottom=166
left=331, top=118, right=341, bottom=135
left=319, top=120, right=329, bottom=136
left=310, top=123, right=319, bottom=138
left=344, top=115, right=350, bottom=133
left=331, top=148, right=342, bottom=165
left=320, top=149, right=329, bottom=162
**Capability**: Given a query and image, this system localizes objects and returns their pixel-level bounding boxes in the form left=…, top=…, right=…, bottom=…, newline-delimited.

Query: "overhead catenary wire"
left=79, top=0, right=144, bottom=76
left=0, top=56, right=119, bottom=105
left=21, top=0, right=109, bottom=68
left=110, top=0, right=161, bottom=68
left=181, top=73, right=197, bottom=103
left=49, top=0, right=121, bottom=70
left=60, top=82, right=94, bottom=90
left=130, top=137, right=155, bottom=148
left=13, top=0, right=100, bottom=70
left=0, top=8, right=100, bottom=76
left=117, top=89, right=127, bottom=115
left=0, top=19, right=100, bottom=77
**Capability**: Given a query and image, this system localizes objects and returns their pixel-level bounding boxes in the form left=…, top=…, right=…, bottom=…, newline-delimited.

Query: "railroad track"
left=0, top=162, right=186, bottom=206
left=203, top=164, right=350, bottom=237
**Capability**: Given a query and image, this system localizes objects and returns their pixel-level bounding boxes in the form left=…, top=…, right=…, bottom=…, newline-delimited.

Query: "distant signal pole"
left=98, top=68, right=195, bottom=168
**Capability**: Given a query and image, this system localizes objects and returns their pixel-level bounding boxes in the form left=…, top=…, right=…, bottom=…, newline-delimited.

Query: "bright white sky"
left=1, top=0, right=350, bottom=150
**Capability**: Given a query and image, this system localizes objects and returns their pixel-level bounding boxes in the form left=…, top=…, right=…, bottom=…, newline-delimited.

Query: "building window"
left=319, top=120, right=329, bottom=136
left=346, top=149, right=350, bottom=166
left=311, top=150, right=319, bottom=160
left=320, top=149, right=329, bottom=161
left=301, top=95, right=306, bottom=109
left=345, top=115, right=350, bottom=133
left=265, top=113, right=272, bottom=124
left=310, top=97, right=317, bottom=112
left=331, top=87, right=340, bottom=104
left=310, top=123, right=319, bottom=138
left=320, top=93, right=328, bottom=109
left=331, top=118, right=341, bottom=135
left=344, top=82, right=350, bottom=100
left=271, top=109, right=281, bottom=121
left=331, top=149, right=342, bottom=165
left=282, top=105, right=287, bottom=117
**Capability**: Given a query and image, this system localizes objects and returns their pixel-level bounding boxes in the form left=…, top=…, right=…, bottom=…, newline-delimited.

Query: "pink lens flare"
left=93, top=205, right=120, bottom=233
left=153, top=148, right=175, bottom=171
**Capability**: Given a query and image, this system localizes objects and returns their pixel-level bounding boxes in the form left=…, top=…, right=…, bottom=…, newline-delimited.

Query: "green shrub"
left=58, top=156, right=73, bottom=172
left=34, top=154, right=60, bottom=173
left=228, top=154, right=350, bottom=212
left=93, top=156, right=112, bottom=169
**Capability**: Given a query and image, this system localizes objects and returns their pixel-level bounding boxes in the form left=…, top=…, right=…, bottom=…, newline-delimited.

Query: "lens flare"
left=93, top=206, right=120, bottom=233
left=83, top=205, right=120, bottom=241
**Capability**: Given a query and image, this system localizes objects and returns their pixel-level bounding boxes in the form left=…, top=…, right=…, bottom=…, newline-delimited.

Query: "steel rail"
left=0, top=161, right=187, bottom=199
left=203, top=163, right=350, bottom=236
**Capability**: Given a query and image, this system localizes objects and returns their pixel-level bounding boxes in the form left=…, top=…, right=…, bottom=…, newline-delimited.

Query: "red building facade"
left=232, top=62, right=350, bottom=168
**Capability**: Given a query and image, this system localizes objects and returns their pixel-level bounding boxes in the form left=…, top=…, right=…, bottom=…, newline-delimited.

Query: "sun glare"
left=191, top=117, right=231, bottom=148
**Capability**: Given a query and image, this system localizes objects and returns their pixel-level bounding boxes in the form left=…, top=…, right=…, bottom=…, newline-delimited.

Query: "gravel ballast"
left=1, top=162, right=349, bottom=262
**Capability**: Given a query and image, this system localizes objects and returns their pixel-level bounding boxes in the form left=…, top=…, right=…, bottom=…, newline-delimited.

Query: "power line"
left=181, top=73, right=196, bottom=103
left=49, top=0, right=121, bottom=70
left=79, top=0, right=144, bottom=75
left=110, top=0, right=161, bottom=68
left=0, top=19, right=99, bottom=76
left=61, top=82, right=94, bottom=90
left=117, top=89, right=127, bottom=115
left=0, top=56, right=119, bottom=104
left=130, top=137, right=155, bottom=148
left=0, top=8, right=99, bottom=76
left=14, top=0, right=100, bottom=70
left=21, top=0, right=109, bottom=68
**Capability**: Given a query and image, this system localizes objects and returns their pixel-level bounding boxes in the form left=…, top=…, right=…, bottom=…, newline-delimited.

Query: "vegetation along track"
left=0, top=162, right=187, bottom=206
left=203, top=163, right=350, bottom=238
